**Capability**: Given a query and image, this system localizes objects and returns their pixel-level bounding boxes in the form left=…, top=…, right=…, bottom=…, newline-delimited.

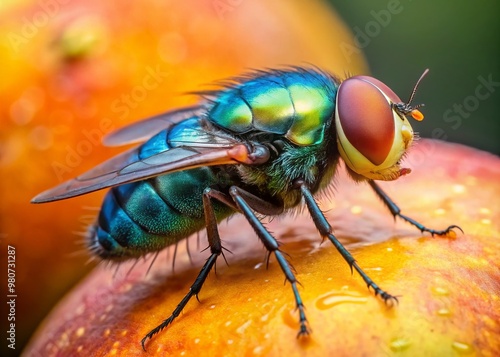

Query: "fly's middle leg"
left=295, top=180, right=399, bottom=304
left=228, top=186, right=310, bottom=337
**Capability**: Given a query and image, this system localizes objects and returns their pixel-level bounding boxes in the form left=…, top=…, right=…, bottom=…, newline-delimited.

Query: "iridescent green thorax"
left=208, top=68, right=338, bottom=146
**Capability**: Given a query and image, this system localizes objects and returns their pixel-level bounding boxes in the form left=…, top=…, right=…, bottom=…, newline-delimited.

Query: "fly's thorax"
left=204, top=68, right=342, bottom=209
left=207, top=68, right=339, bottom=147
left=235, top=137, right=339, bottom=209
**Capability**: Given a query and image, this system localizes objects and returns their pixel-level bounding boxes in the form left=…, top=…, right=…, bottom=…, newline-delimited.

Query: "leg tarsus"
left=369, top=180, right=463, bottom=236
left=141, top=253, right=219, bottom=350
left=289, top=279, right=309, bottom=337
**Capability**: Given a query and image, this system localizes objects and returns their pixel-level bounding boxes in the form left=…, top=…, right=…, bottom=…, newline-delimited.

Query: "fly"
left=32, top=67, right=461, bottom=350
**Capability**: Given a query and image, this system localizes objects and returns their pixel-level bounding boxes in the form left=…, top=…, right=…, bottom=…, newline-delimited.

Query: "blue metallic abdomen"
left=89, top=119, right=234, bottom=260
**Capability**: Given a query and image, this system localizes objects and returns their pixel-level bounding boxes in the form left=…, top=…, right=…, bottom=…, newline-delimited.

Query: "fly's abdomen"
left=87, top=118, right=235, bottom=261
left=209, top=69, right=338, bottom=146
left=89, top=167, right=234, bottom=260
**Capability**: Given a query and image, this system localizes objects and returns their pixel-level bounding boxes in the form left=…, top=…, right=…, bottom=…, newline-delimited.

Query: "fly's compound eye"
left=335, top=75, right=418, bottom=181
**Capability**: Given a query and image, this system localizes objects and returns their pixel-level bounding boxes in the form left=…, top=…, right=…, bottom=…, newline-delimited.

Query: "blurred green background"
left=332, top=0, right=500, bottom=154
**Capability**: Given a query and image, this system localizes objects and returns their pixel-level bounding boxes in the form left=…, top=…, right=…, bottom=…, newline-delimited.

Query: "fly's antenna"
left=406, top=68, right=429, bottom=107
left=394, top=68, right=430, bottom=121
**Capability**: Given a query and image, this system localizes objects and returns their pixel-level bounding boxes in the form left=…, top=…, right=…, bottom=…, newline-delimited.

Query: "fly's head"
left=334, top=69, right=429, bottom=181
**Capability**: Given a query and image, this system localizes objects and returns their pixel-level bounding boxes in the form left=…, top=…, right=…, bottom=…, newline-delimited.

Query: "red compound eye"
left=336, top=76, right=396, bottom=166
left=354, top=76, right=402, bottom=104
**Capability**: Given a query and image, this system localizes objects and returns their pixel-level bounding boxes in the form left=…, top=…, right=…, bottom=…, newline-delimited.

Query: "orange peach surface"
left=0, top=0, right=367, bottom=350
left=23, top=140, right=500, bottom=356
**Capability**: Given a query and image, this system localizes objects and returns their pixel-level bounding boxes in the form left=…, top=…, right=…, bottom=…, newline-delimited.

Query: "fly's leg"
left=295, top=180, right=397, bottom=304
left=229, top=186, right=310, bottom=337
left=141, top=188, right=227, bottom=351
left=368, top=180, right=463, bottom=236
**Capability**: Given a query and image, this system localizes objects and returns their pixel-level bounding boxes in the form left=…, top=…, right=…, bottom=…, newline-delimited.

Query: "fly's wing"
left=32, top=123, right=252, bottom=203
left=103, top=105, right=206, bottom=146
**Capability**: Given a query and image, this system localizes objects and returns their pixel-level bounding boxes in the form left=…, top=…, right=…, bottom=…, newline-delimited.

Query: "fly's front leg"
left=141, top=188, right=228, bottom=350
left=229, top=186, right=310, bottom=337
left=295, top=180, right=397, bottom=304
left=369, top=180, right=463, bottom=236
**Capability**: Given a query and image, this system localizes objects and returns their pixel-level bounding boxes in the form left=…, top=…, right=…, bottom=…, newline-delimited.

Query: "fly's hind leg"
left=141, top=187, right=229, bottom=350
left=368, top=180, right=463, bottom=236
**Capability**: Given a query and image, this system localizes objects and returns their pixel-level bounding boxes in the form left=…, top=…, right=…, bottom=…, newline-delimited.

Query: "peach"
left=23, top=140, right=500, bottom=356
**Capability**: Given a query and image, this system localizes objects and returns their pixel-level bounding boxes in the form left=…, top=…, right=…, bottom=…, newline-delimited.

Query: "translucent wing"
left=32, top=122, right=251, bottom=203
left=103, top=105, right=206, bottom=146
